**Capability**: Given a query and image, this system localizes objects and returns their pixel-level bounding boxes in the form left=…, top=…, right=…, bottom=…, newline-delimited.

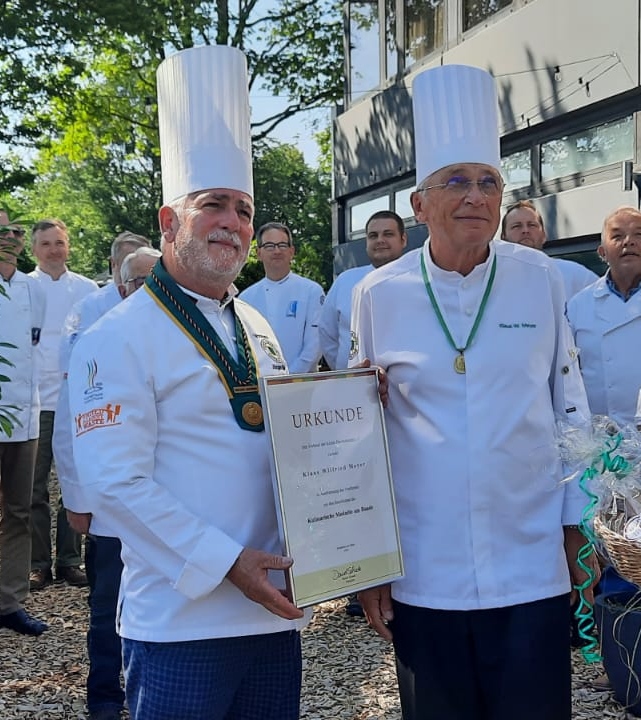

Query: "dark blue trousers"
left=123, top=630, right=302, bottom=720
left=391, top=594, right=571, bottom=720
left=86, top=534, right=125, bottom=714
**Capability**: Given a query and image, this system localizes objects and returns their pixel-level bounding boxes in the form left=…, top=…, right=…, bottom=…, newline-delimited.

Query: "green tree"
left=0, top=0, right=343, bottom=194
left=11, top=136, right=332, bottom=283
left=237, top=140, right=333, bottom=292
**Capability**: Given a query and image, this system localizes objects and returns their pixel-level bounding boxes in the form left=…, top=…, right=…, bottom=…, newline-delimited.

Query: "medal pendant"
left=454, top=353, right=466, bottom=374
left=241, top=401, right=264, bottom=426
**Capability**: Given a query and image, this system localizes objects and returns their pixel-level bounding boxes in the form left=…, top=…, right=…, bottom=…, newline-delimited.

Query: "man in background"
left=240, top=222, right=325, bottom=373
left=61, top=231, right=151, bottom=351
left=319, top=209, right=407, bottom=617
left=0, top=210, right=48, bottom=635
left=28, top=218, right=98, bottom=591
left=568, top=205, right=641, bottom=427
left=501, top=199, right=597, bottom=299
left=320, top=210, right=407, bottom=373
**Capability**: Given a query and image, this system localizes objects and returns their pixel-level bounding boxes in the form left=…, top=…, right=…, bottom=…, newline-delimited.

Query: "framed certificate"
left=259, top=367, right=404, bottom=607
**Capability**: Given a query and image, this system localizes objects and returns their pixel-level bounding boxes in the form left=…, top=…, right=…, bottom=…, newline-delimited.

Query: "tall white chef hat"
left=412, top=64, right=501, bottom=186
left=156, top=45, right=253, bottom=204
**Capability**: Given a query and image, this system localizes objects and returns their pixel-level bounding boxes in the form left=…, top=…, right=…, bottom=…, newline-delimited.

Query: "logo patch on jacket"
left=260, top=337, right=285, bottom=365
left=83, top=359, right=104, bottom=402
left=75, top=403, right=122, bottom=436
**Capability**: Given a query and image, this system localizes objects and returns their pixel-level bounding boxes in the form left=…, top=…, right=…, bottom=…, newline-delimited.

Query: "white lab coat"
left=29, top=267, right=98, bottom=410
left=567, top=275, right=641, bottom=426
left=0, top=271, right=46, bottom=441
left=352, top=239, right=590, bottom=611
left=319, top=265, right=372, bottom=370
left=240, top=272, right=325, bottom=373
left=68, top=287, right=311, bottom=641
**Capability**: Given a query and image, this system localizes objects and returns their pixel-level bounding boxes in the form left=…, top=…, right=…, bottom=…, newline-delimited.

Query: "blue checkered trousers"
left=123, top=630, right=302, bottom=719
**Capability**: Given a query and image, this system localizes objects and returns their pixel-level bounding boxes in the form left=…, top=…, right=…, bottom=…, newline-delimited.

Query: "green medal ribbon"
left=145, top=259, right=264, bottom=432
left=420, top=251, right=497, bottom=373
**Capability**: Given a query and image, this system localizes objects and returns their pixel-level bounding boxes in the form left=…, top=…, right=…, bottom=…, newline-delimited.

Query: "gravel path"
left=0, top=584, right=636, bottom=719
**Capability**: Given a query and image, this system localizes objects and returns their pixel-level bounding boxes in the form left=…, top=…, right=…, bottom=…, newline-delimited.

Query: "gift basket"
left=583, top=422, right=641, bottom=585
left=559, top=417, right=641, bottom=584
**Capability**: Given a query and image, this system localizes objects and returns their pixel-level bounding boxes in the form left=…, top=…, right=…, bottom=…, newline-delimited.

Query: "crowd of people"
left=1, top=43, right=640, bottom=720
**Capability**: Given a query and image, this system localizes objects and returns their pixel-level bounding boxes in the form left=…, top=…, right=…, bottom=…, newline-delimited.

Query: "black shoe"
left=29, top=568, right=53, bottom=591
left=0, top=609, right=49, bottom=635
left=55, top=565, right=88, bottom=587
left=345, top=594, right=365, bottom=617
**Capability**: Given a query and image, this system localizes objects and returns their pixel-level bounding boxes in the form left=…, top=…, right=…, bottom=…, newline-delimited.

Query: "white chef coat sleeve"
left=289, top=282, right=325, bottom=373
left=55, top=297, right=102, bottom=515
left=318, top=281, right=340, bottom=370
left=548, top=266, right=592, bottom=525
left=349, top=280, right=373, bottom=367
left=53, top=376, right=89, bottom=514
left=68, top=331, right=243, bottom=601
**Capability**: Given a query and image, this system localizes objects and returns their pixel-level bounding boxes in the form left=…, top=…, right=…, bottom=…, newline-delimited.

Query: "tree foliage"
left=4, top=138, right=332, bottom=283
left=0, top=0, right=343, bottom=193
left=237, top=140, right=333, bottom=292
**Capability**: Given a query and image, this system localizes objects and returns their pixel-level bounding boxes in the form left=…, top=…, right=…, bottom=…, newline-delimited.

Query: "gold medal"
left=454, top=353, right=466, bottom=374
left=241, top=401, right=263, bottom=426
left=421, top=254, right=496, bottom=379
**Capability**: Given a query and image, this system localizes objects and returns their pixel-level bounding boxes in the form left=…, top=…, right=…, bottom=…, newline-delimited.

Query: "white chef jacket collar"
left=264, top=271, right=292, bottom=286
left=422, top=237, right=495, bottom=284
left=32, top=265, right=70, bottom=282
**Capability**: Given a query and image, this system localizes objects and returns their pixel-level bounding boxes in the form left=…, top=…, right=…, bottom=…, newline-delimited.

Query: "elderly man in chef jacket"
left=353, top=64, right=599, bottom=720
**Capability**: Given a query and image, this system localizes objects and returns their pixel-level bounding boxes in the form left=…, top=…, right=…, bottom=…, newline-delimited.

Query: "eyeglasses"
left=124, top=276, right=147, bottom=289
left=259, top=242, right=291, bottom=251
left=0, top=226, right=26, bottom=239
left=418, top=175, right=504, bottom=198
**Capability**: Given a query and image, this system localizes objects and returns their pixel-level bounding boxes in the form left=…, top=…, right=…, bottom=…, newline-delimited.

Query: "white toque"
left=157, top=45, right=253, bottom=204
left=412, top=64, right=501, bottom=186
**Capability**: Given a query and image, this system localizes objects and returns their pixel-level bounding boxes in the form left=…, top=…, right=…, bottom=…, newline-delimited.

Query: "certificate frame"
left=259, top=367, right=404, bottom=607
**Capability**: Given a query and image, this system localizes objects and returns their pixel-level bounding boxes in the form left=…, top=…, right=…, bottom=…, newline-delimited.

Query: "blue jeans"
left=86, top=535, right=125, bottom=714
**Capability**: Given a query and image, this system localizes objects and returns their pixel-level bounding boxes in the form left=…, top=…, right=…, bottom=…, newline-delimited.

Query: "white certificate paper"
left=260, top=368, right=404, bottom=607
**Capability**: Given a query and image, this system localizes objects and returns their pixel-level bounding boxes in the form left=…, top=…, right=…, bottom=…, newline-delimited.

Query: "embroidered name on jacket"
left=498, top=322, right=537, bottom=328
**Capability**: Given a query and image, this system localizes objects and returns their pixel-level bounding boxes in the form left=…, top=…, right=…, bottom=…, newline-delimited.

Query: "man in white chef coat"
left=567, top=205, right=641, bottom=688
left=319, top=210, right=408, bottom=373
left=67, top=46, right=308, bottom=720
left=0, top=210, right=48, bottom=635
left=353, top=64, right=599, bottom=720
left=568, top=206, right=641, bottom=427
left=240, top=221, right=325, bottom=373
left=501, top=199, right=597, bottom=299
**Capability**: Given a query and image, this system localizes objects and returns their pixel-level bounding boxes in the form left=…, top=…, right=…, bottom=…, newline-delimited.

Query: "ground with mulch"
left=0, top=583, right=636, bottom=719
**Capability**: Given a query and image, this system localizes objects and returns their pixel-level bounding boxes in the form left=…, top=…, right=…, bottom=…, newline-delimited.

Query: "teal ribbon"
left=575, top=432, right=632, bottom=662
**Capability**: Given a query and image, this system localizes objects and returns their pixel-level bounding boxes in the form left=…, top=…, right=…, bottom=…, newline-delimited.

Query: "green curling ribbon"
left=575, top=432, right=632, bottom=663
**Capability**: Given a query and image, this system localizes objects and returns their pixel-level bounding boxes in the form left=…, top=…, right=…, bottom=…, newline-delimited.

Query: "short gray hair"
left=111, top=231, right=151, bottom=266
left=120, top=246, right=161, bottom=283
left=601, top=206, right=641, bottom=243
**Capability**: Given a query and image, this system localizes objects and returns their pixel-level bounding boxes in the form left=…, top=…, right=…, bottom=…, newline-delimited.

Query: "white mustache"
left=206, top=230, right=241, bottom=248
